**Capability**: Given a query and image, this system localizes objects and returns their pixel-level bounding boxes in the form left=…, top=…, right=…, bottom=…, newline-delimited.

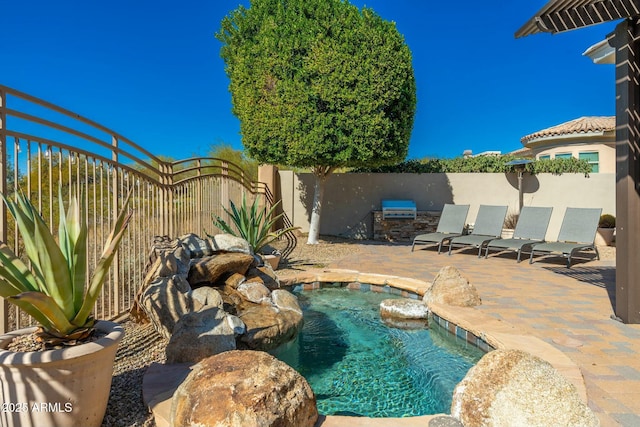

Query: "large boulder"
left=379, top=298, right=429, bottom=329
left=171, top=350, right=318, bottom=427
left=423, top=266, right=481, bottom=307
left=237, top=304, right=303, bottom=351
left=190, top=286, right=224, bottom=311
left=141, top=275, right=193, bottom=340
left=272, top=289, right=303, bottom=315
left=165, top=306, right=238, bottom=364
left=237, top=282, right=272, bottom=304
left=245, top=265, right=280, bottom=289
left=451, top=349, right=598, bottom=427
left=187, top=253, right=254, bottom=286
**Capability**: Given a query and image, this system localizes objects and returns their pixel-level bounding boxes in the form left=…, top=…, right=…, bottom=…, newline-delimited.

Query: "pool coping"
left=143, top=268, right=588, bottom=427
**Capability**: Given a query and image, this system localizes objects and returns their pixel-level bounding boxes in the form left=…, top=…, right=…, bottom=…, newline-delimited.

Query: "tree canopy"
left=217, top=0, right=416, bottom=243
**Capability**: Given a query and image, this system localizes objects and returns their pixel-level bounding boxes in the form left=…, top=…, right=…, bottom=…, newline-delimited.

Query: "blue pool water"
left=270, top=287, right=484, bottom=418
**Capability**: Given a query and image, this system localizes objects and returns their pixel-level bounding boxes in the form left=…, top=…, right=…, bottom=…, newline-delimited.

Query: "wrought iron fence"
left=0, top=84, right=267, bottom=333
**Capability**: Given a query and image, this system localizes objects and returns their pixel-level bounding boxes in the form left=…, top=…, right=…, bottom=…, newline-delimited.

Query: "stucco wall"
left=277, top=170, right=615, bottom=241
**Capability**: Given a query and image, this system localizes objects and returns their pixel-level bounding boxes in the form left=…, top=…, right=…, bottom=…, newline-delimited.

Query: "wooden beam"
left=613, top=18, right=640, bottom=324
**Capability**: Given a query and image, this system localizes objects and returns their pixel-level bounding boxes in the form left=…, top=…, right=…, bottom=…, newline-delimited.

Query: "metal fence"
left=0, top=84, right=266, bottom=333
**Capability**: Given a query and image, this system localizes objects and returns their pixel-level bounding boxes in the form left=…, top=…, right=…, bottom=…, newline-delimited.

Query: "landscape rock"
left=171, top=350, right=318, bottom=427
left=237, top=282, right=272, bottom=304
left=451, top=349, right=598, bottom=427
left=190, top=286, right=224, bottom=311
left=141, top=275, right=192, bottom=340
left=187, top=253, right=254, bottom=286
left=246, top=265, right=280, bottom=289
left=272, top=289, right=303, bottom=315
left=165, top=306, right=237, bottom=364
left=179, top=233, right=214, bottom=258
left=225, top=272, right=246, bottom=289
left=423, top=265, right=481, bottom=307
left=380, top=299, right=429, bottom=329
left=237, top=305, right=303, bottom=351
left=209, top=233, right=253, bottom=255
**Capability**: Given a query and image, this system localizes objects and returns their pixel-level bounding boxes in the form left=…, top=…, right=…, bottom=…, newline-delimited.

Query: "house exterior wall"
left=530, top=141, right=616, bottom=173
left=276, top=170, right=615, bottom=241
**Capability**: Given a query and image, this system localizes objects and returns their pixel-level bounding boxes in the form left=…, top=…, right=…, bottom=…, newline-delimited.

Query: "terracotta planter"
left=263, top=253, right=282, bottom=270
left=595, top=227, right=615, bottom=246
left=0, top=320, right=124, bottom=427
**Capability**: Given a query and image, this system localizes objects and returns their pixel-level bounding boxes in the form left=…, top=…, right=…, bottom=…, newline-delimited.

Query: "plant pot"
left=263, top=253, right=282, bottom=270
left=595, top=227, right=615, bottom=246
left=0, top=320, right=124, bottom=427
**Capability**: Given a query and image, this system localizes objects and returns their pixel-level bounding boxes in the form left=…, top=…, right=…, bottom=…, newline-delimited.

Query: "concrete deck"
left=144, top=242, right=639, bottom=427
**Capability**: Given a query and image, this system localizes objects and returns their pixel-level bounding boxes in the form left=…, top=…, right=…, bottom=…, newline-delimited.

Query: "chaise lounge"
left=529, top=207, right=602, bottom=268
left=484, top=206, right=553, bottom=262
left=411, top=204, right=469, bottom=254
left=448, top=205, right=508, bottom=257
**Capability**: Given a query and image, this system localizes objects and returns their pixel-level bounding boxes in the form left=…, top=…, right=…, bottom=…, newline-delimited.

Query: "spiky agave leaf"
left=72, top=189, right=133, bottom=328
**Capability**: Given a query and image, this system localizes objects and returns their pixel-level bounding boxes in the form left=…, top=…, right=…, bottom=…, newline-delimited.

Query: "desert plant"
left=210, top=195, right=297, bottom=254
left=598, top=214, right=615, bottom=228
left=0, top=189, right=132, bottom=345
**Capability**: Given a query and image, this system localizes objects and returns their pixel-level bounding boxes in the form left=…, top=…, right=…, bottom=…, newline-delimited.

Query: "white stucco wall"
left=277, top=171, right=615, bottom=241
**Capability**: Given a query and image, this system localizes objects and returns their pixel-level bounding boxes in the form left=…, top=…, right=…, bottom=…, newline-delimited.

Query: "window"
left=538, top=155, right=551, bottom=160
left=555, top=153, right=573, bottom=159
left=579, top=151, right=600, bottom=173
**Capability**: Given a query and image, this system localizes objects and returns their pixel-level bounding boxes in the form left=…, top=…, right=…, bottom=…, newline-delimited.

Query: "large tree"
left=217, top=0, right=416, bottom=244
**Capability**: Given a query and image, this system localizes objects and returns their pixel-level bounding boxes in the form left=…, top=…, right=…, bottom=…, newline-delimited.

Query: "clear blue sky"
left=1, top=1, right=618, bottom=161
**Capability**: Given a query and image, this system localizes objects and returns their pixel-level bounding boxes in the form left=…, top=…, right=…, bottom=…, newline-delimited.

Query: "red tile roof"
left=521, top=116, right=615, bottom=144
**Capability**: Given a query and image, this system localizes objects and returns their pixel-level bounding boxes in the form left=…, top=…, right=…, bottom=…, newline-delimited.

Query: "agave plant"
left=0, top=189, right=132, bottom=344
left=210, top=195, right=297, bottom=254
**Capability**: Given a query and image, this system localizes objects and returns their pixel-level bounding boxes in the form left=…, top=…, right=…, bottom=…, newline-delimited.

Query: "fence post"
left=111, top=135, right=121, bottom=314
left=0, top=88, right=8, bottom=333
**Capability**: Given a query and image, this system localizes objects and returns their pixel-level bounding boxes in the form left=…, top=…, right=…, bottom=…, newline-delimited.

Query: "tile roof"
left=521, top=116, right=615, bottom=144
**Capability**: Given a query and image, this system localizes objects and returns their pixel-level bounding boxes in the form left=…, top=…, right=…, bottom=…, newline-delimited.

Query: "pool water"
left=270, top=287, right=484, bottom=418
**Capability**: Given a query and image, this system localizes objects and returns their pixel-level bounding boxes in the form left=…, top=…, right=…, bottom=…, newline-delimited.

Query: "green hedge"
left=351, top=155, right=592, bottom=175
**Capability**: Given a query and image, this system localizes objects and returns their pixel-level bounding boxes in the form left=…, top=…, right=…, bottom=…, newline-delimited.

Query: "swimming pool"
left=269, top=287, right=484, bottom=417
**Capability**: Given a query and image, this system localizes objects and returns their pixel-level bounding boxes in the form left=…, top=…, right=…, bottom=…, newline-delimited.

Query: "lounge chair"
left=484, top=206, right=553, bottom=262
left=411, top=204, right=470, bottom=253
left=529, top=207, right=602, bottom=267
left=448, top=205, right=508, bottom=257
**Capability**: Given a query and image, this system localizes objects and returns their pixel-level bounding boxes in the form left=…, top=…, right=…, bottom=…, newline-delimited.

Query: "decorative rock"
left=179, top=233, right=214, bottom=258
left=226, top=314, right=246, bottom=336
left=380, top=299, right=429, bottom=329
left=428, top=416, right=464, bottom=427
left=451, top=349, right=599, bottom=427
left=165, top=306, right=237, bottom=364
left=423, top=266, right=481, bottom=307
left=237, top=282, right=272, bottom=304
left=225, top=272, right=246, bottom=289
left=209, top=233, right=253, bottom=255
left=246, top=266, right=280, bottom=289
left=171, top=350, right=318, bottom=427
left=141, top=276, right=193, bottom=340
left=272, top=289, right=303, bottom=315
left=187, top=253, right=254, bottom=286
left=237, top=305, right=303, bottom=351
left=190, top=286, right=224, bottom=311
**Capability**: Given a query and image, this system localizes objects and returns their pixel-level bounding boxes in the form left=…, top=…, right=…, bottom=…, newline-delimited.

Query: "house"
left=516, top=116, right=615, bottom=173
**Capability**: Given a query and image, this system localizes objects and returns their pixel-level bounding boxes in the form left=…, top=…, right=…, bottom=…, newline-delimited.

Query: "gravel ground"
left=102, top=236, right=615, bottom=427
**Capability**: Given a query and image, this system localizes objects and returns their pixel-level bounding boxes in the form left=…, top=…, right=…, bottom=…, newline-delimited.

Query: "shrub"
left=598, top=214, right=615, bottom=228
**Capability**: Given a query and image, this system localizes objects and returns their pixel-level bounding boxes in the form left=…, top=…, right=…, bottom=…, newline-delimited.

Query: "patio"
left=321, top=241, right=639, bottom=427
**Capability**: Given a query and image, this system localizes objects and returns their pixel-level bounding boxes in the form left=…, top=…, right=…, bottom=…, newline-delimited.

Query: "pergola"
left=517, top=0, right=640, bottom=324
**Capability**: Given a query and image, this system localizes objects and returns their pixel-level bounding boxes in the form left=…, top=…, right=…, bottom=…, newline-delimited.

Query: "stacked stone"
left=131, top=233, right=304, bottom=364
left=373, top=210, right=441, bottom=241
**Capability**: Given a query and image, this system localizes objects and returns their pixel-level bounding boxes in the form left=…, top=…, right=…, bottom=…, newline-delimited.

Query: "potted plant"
left=595, top=213, right=615, bottom=246
left=501, top=211, right=519, bottom=239
left=0, top=189, right=132, bottom=427
left=210, top=195, right=297, bottom=269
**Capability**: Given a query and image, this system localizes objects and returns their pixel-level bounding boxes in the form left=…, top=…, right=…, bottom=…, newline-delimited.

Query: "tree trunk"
left=307, top=166, right=334, bottom=245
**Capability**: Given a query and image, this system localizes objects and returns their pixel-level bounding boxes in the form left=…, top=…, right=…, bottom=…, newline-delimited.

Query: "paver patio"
left=327, top=242, right=640, bottom=427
